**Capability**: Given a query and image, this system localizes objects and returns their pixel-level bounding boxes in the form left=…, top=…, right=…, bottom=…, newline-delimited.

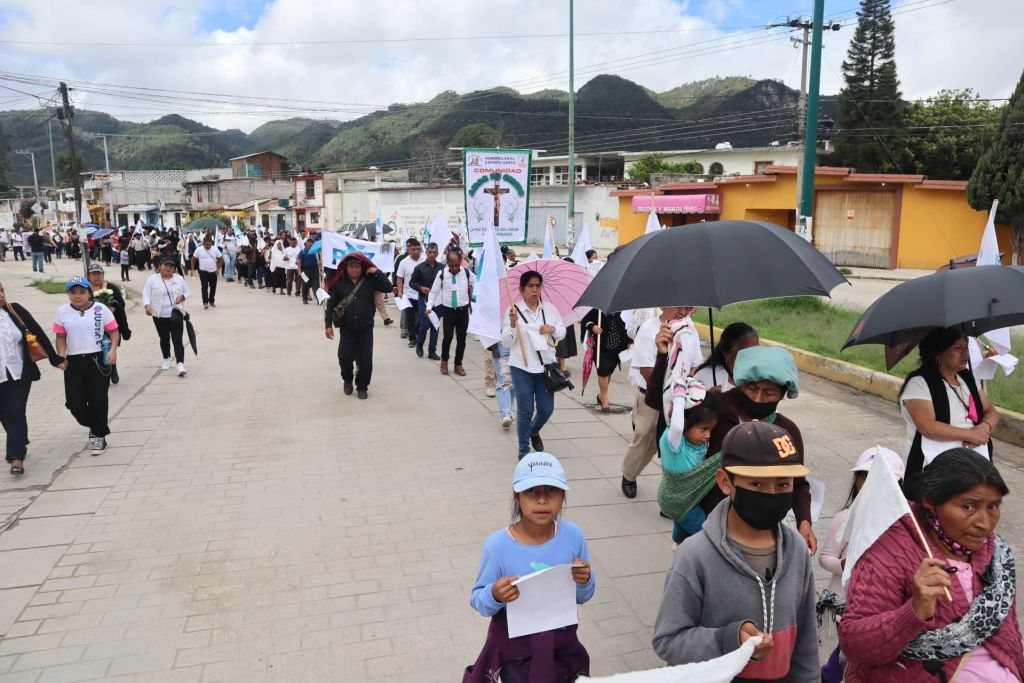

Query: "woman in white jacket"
left=142, top=257, right=191, bottom=377
left=269, top=240, right=286, bottom=295
left=501, top=270, right=566, bottom=460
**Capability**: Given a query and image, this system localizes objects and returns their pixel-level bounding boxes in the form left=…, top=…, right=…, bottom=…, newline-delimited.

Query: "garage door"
left=814, top=190, right=896, bottom=268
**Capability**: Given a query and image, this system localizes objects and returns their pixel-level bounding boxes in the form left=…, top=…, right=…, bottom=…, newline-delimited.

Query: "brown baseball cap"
left=722, top=422, right=810, bottom=478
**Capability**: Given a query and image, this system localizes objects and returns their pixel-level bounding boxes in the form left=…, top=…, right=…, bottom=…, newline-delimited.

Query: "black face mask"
left=731, top=486, right=793, bottom=530
left=738, top=392, right=779, bottom=420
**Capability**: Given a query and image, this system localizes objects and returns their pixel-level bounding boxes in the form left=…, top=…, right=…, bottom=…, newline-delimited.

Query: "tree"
left=904, top=89, right=1001, bottom=180
left=833, top=0, right=907, bottom=172
left=626, top=152, right=704, bottom=184
left=968, top=68, right=1024, bottom=264
left=55, top=151, right=85, bottom=187
left=408, top=137, right=449, bottom=183
left=450, top=123, right=500, bottom=149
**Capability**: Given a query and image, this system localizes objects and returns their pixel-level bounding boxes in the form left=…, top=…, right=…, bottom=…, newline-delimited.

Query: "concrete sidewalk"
left=1, top=258, right=1023, bottom=682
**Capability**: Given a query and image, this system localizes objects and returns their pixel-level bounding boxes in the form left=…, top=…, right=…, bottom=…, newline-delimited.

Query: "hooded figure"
left=324, top=252, right=393, bottom=398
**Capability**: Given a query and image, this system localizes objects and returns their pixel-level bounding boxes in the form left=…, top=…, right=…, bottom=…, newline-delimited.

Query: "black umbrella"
left=575, top=220, right=848, bottom=384
left=183, top=312, right=198, bottom=356
left=842, top=265, right=1024, bottom=366
left=576, top=220, right=848, bottom=311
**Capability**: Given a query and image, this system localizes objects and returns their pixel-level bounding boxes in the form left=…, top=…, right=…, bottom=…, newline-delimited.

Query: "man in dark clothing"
left=27, top=228, right=45, bottom=273
left=298, top=238, right=321, bottom=304
left=324, top=253, right=393, bottom=399
left=409, top=242, right=443, bottom=359
left=392, top=237, right=417, bottom=339
left=86, top=264, right=131, bottom=385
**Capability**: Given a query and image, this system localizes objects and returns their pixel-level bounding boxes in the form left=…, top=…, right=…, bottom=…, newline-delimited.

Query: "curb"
left=693, top=322, right=1024, bottom=449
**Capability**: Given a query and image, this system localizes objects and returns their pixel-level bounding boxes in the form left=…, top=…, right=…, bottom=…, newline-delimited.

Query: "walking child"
left=120, top=247, right=131, bottom=282
left=652, top=421, right=819, bottom=680
left=465, top=452, right=595, bottom=682
left=816, top=446, right=904, bottom=683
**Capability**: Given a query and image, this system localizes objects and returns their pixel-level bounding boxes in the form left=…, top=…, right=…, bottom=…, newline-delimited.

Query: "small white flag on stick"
left=570, top=222, right=593, bottom=268
left=578, top=637, right=760, bottom=683
left=975, top=199, right=1011, bottom=355
left=644, top=208, right=661, bottom=235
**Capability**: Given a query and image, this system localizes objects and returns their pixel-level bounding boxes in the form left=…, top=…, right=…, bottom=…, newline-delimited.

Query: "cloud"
left=0, top=0, right=1018, bottom=133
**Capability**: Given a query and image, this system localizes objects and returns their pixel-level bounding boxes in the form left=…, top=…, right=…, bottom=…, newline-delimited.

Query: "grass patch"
left=839, top=267, right=853, bottom=276
left=693, top=297, right=1024, bottom=414
left=30, top=278, right=66, bottom=295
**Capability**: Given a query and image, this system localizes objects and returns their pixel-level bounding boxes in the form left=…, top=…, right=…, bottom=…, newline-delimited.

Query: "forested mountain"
left=0, top=74, right=841, bottom=187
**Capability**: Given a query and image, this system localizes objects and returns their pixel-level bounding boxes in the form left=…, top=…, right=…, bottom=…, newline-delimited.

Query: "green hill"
left=1, top=75, right=817, bottom=187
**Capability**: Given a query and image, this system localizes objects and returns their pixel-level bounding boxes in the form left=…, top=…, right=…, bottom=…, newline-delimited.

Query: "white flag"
left=975, top=200, right=1011, bottom=355
left=841, top=454, right=912, bottom=588
left=543, top=219, right=554, bottom=259
left=467, top=223, right=506, bottom=348
left=431, top=216, right=448, bottom=249
left=644, top=208, right=661, bottom=235
left=253, top=200, right=261, bottom=230
left=525, top=251, right=539, bottom=262
left=570, top=222, right=593, bottom=268
left=321, top=230, right=396, bottom=273
left=579, top=637, right=760, bottom=683
left=80, top=199, right=92, bottom=226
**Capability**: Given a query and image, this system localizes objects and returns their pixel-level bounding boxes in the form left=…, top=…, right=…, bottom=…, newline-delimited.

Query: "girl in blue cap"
left=465, top=452, right=595, bottom=682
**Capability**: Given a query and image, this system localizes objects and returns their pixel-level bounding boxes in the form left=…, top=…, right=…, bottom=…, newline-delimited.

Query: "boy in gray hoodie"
left=652, top=421, right=819, bottom=681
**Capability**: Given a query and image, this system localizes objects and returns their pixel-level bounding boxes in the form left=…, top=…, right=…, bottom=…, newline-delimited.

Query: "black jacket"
left=103, top=282, right=131, bottom=341
left=4, top=303, right=63, bottom=382
left=324, top=271, right=393, bottom=332
left=410, top=260, right=444, bottom=297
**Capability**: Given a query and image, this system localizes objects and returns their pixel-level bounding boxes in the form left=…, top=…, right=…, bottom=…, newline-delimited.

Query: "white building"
left=621, top=144, right=805, bottom=179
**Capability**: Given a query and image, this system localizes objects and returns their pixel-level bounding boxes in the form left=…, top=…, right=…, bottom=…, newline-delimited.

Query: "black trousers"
left=286, top=269, right=301, bottom=296
left=153, top=315, right=185, bottom=363
left=64, top=354, right=110, bottom=437
left=301, top=268, right=320, bottom=302
left=338, top=326, right=373, bottom=390
left=0, top=374, right=32, bottom=461
left=404, top=299, right=420, bottom=340
left=440, top=305, right=470, bottom=365
left=12, top=246, right=24, bottom=261
left=199, top=270, right=218, bottom=304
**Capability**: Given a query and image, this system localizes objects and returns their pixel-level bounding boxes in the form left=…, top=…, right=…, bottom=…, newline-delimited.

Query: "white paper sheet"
left=428, top=310, right=441, bottom=329
left=394, top=296, right=411, bottom=311
left=506, top=564, right=577, bottom=639
left=618, top=348, right=633, bottom=364
left=578, top=637, right=760, bottom=682
left=974, top=353, right=1018, bottom=381
left=314, top=288, right=329, bottom=305
left=920, top=436, right=989, bottom=465
left=526, top=329, right=549, bottom=353
left=786, top=477, right=825, bottom=524
left=300, top=272, right=310, bottom=283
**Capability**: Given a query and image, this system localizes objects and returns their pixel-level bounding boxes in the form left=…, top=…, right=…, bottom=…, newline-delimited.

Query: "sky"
left=0, top=0, right=1021, bottom=133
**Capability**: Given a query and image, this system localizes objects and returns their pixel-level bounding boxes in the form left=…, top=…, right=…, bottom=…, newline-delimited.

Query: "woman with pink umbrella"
left=501, top=270, right=567, bottom=460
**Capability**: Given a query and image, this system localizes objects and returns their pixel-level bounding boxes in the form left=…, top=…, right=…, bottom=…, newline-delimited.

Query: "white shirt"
left=900, top=374, right=975, bottom=459
left=0, top=310, right=24, bottom=382
left=282, top=245, right=300, bottom=270
left=428, top=267, right=476, bottom=309
left=11, top=232, right=23, bottom=245
left=397, top=255, right=425, bottom=300
left=628, top=317, right=661, bottom=391
left=222, top=236, right=238, bottom=254
left=53, top=303, right=117, bottom=356
left=694, top=363, right=734, bottom=392
left=194, top=246, right=222, bottom=273
left=501, top=300, right=566, bottom=373
left=0, top=230, right=9, bottom=245
left=142, top=274, right=191, bottom=318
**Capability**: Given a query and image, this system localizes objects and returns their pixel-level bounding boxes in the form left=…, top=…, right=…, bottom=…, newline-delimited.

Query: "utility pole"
left=57, top=81, right=89, bottom=274
left=14, top=150, right=40, bottom=204
left=566, top=0, right=576, bottom=250
left=46, top=121, right=57, bottom=191
left=798, top=0, right=831, bottom=243
left=102, top=135, right=115, bottom=229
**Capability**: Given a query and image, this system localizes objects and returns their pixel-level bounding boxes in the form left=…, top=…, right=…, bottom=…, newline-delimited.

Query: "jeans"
left=491, top=344, right=514, bottom=417
left=198, top=270, right=218, bottom=305
left=223, top=252, right=236, bottom=279
left=416, top=298, right=437, bottom=353
left=510, top=366, right=555, bottom=455
left=440, top=305, right=469, bottom=365
left=0, top=375, right=32, bottom=461
left=31, top=252, right=45, bottom=272
left=338, top=326, right=374, bottom=390
left=63, top=354, right=110, bottom=437
left=152, top=315, right=185, bottom=363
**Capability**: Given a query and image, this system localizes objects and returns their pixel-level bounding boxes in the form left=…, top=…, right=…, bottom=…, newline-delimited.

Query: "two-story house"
left=293, top=173, right=324, bottom=235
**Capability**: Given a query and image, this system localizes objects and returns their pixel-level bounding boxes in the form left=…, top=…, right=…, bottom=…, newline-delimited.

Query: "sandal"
left=10, top=465, right=24, bottom=475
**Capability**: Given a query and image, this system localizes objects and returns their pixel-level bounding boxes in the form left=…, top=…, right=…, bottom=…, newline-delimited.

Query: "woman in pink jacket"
left=840, top=448, right=1023, bottom=682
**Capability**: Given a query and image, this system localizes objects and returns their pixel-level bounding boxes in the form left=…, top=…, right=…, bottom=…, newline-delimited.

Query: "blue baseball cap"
left=513, top=452, right=569, bottom=493
left=65, top=275, right=91, bottom=291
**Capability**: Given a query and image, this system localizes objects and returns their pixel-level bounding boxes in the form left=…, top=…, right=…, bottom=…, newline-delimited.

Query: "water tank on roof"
left=715, top=142, right=733, bottom=150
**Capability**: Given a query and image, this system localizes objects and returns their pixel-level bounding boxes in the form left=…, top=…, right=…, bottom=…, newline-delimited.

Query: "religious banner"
left=463, top=148, right=531, bottom=247
left=321, top=231, right=397, bottom=273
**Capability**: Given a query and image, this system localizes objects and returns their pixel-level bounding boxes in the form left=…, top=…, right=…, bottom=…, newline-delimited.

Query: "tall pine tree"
left=833, top=0, right=907, bottom=172
left=968, top=68, right=1024, bottom=264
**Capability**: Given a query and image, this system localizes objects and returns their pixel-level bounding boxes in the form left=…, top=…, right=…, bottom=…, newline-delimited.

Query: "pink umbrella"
left=500, top=258, right=592, bottom=325
left=580, top=333, right=596, bottom=393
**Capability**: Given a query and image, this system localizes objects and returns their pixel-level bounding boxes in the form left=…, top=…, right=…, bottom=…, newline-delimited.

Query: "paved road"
left=0, top=258, right=1023, bottom=682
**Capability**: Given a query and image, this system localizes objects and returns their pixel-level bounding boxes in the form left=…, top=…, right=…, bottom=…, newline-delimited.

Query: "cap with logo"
left=722, top=421, right=810, bottom=478
left=851, top=445, right=905, bottom=480
left=86, top=263, right=104, bottom=273
left=512, top=452, right=570, bottom=493
left=65, top=275, right=92, bottom=291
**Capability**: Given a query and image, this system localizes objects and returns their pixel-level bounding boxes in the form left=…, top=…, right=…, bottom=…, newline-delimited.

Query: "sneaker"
left=210, top=302, right=216, bottom=308
left=486, top=387, right=496, bottom=398
left=203, top=303, right=209, bottom=310
left=357, top=389, right=368, bottom=400
left=161, top=358, right=171, bottom=371
left=176, top=363, right=186, bottom=377
left=501, top=414, right=513, bottom=430
left=383, top=318, right=394, bottom=326
left=91, top=436, right=107, bottom=456
left=400, top=332, right=408, bottom=339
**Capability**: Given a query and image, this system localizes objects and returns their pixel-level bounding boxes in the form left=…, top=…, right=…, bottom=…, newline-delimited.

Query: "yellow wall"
left=617, top=197, right=648, bottom=243
left=896, top=188, right=1003, bottom=269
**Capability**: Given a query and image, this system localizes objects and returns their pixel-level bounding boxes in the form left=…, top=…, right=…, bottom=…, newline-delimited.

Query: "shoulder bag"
left=534, top=305, right=573, bottom=393
left=5, top=304, right=48, bottom=362
left=332, top=278, right=365, bottom=326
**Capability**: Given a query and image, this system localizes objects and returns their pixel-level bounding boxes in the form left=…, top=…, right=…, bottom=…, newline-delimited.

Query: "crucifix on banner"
left=483, top=180, right=509, bottom=227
